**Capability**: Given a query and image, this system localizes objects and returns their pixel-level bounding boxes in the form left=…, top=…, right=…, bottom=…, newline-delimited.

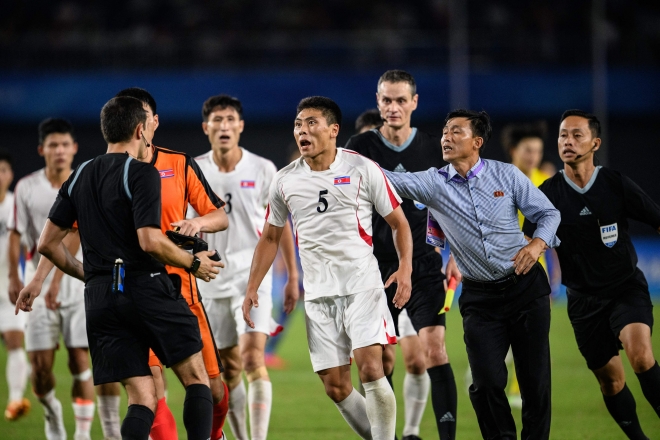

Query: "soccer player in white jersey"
left=243, top=96, right=413, bottom=440
left=0, top=151, right=31, bottom=422
left=8, top=119, right=95, bottom=440
left=191, top=94, right=299, bottom=440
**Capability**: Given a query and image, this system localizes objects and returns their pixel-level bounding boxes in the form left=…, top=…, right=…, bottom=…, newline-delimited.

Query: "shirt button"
left=479, top=222, right=483, bottom=225
left=475, top=205, right=479, bottom=208
left=483, top=238, right=487, bottom=241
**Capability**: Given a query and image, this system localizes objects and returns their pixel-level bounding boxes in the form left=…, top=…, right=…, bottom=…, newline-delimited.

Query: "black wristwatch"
left=189, top=256, right=201, bottom=273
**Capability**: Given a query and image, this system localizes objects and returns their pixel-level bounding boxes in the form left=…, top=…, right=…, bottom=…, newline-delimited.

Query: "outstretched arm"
left=243, top=221, right=284, bottom=327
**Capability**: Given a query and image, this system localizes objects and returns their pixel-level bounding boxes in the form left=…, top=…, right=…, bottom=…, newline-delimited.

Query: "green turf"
left=1, top=303, right=659, bottom=439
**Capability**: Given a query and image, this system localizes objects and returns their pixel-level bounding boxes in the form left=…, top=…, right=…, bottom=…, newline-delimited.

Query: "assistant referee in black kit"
left=524, top=110, right=660, bottom=440
left=346, top=70, right=460, bottom=440
left=16, top=96, right=223, bottom=440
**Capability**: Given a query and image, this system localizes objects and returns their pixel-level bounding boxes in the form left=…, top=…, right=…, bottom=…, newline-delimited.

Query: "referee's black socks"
left=427, top=363, right=457, bottom=440
left=635, top=361, right=660, bottom=418
left=602, top=384, right=648, bottom=440
left=183, top=383, right=214, bottom=440
left=121, top=404, right=155, bottom=440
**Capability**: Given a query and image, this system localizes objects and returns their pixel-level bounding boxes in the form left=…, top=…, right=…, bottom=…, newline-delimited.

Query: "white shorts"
left=0, top=292, right=26, bottom=333
left=397, top=308, right=417, bottom=339
left=203, top=285, right=274, bottom=350
left=25, top=300, right=88, bottom=352
left=305, top=288, right=397, bottom=372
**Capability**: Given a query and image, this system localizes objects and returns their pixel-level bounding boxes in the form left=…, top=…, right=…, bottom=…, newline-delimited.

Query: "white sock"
left=228, top=381, right=249, bottom=440
left=248, top=379, right=272, bottom=440
left=363, top=377, right=396, bottom=440
left=402, top=372, right=430, bottom=437
left=97, top=395, right=121, bottom=439
left=334, top=388, right=373, bottom=440
left=39, top=389, right=66, bottom=440
left=6, top=348, right=29, bottom=402
left=73, top=400, right=95, bottom=439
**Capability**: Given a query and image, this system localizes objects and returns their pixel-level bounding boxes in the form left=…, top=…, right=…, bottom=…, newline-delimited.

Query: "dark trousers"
left=459, top=264, right=551, bottom=440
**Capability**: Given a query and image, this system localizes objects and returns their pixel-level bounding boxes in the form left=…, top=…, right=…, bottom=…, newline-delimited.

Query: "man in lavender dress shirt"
left=384, top=109, right=561, bottom=440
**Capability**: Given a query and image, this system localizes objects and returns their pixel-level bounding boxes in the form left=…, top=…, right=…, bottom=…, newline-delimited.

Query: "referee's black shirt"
left=345, top=128, right=444, bottom=263
left=523, top=167, right=660, bottom=295
left=49, top=153, right=165, bottom=282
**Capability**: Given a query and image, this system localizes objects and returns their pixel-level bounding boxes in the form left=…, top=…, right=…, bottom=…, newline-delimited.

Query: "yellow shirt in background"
left=518, top=168, right=551, bottom=271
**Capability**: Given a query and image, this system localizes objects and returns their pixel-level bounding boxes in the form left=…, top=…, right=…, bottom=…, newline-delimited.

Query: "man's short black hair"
left=38, top=118, right=75, bottom=144
left=445, top=109, right=492, bottom=152
left=0, top=149, right=12, bottom=167
left=296, top=96, right=342, bottom=127
left=560, top=109, right=601, bottom=138
left=355, top=109, right=383, bottom=132
left=100, top=97, right=148, bottom=144
left=116, top=87, right=157, bottom=115
left=377, top=70, right=417, bottom=95
left=501, top=121, right=547, bottom=157
left=202, top=95, right=243, bottom=121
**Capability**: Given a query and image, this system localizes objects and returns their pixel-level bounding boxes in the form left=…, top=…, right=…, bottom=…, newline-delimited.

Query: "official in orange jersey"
left=115, top=88, right=230, bottom=440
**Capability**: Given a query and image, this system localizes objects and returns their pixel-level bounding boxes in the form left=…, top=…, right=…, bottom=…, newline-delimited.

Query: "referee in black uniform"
left=16, top=96, right=224, bottom=440
left=346, top=70, right=461, bottom=440
left=524, top=110, right=660, bottom=440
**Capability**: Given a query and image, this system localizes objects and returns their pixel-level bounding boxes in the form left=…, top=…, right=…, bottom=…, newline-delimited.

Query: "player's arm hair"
left=246, top=221, right=284, bottom=294
left=8, top=230, right=24, bottom=281
left=136, top=226, right=195, bottom=269
left=194, top=207, right=228, bottom=233
left=382, top=206, right=413, bottom=270
left=278, top=219, right=298, bottom=281
left=37, top=220, right=84, bottom=282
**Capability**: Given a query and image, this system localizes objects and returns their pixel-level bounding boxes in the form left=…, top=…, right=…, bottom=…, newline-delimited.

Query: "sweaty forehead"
left=560, top=116, right=589, bottom=131
left=378, top=81, right=414, bottom=98
left=296, top=108, right=325, bottom=120
left=445, top=117, right=470, bottom=129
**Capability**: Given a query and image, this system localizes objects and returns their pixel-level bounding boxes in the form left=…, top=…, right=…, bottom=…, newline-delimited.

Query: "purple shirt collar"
left=438, top=158, right=485, bottom=183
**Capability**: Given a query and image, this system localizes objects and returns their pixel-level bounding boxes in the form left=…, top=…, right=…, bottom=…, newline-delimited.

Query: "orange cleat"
left=4, top=398, right=31, bottom=421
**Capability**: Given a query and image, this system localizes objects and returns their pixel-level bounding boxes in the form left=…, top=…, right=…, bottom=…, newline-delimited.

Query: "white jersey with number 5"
left=267, top=148, right=402, bottom=301
left=193, top=148, right=277, bottom=299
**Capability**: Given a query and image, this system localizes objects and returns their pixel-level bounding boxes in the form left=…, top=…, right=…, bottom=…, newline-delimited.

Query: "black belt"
left=462, top=272, right=520, bottom=292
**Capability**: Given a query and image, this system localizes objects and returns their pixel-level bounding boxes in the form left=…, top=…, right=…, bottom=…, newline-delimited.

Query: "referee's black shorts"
left=567, top=268, right=654, bottom=371
left=85, top=272, right=203, bottom=385
left=380, top=252, right=446, bottom=336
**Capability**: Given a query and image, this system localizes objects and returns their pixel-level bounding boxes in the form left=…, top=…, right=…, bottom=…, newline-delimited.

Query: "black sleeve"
left=129, top=162, right=162, bottom=230
left=622, top=174, right=660, bottom=229
left=344, top=135, right=359, bottom=152
left=48, top=176, right=77, bottom=229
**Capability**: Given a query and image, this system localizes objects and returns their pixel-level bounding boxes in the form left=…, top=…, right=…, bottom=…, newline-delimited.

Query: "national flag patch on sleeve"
left=240, top=180, right=256, bottom=188
left=159, top=169, right=175, bottom=179
left=334, top=176, right=351, bottom=185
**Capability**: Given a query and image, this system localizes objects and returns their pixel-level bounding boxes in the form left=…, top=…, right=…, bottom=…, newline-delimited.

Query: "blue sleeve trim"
left=68, top=159, right=94, bottom=196
left=123, top=156, right=134, bottom=200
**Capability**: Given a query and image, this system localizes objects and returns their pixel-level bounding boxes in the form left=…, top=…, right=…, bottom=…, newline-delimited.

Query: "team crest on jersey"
left=240, top=180, right=255, bottom=188
left=159, top=169, right=174, bottom=179
left=334, top=176, right=351, bottom=185
left=600, top=223, right=618, bottom=248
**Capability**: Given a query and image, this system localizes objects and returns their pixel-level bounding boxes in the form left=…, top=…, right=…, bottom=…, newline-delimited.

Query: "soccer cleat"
left=4, top=398, right=31, bottom=421
left=402, top=436, right=422, bottom=440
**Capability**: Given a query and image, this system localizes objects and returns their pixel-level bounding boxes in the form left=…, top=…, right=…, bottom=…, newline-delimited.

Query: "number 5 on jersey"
left=317, top=190, right=328, bottom=213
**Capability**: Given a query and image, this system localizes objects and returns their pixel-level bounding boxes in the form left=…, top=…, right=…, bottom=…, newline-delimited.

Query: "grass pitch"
left=1, top=303, right=659, bottom=439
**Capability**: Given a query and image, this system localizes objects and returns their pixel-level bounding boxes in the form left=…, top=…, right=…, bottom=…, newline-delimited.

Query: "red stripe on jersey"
left=265, top=203, right=271, bottom=220
left=257, top=227, right=262, bottom=237
left=384, top=319, right=397, bottom=344
left=382, top=171, right=400, bottom=210
left=355, top=176, right=373, bottom=246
